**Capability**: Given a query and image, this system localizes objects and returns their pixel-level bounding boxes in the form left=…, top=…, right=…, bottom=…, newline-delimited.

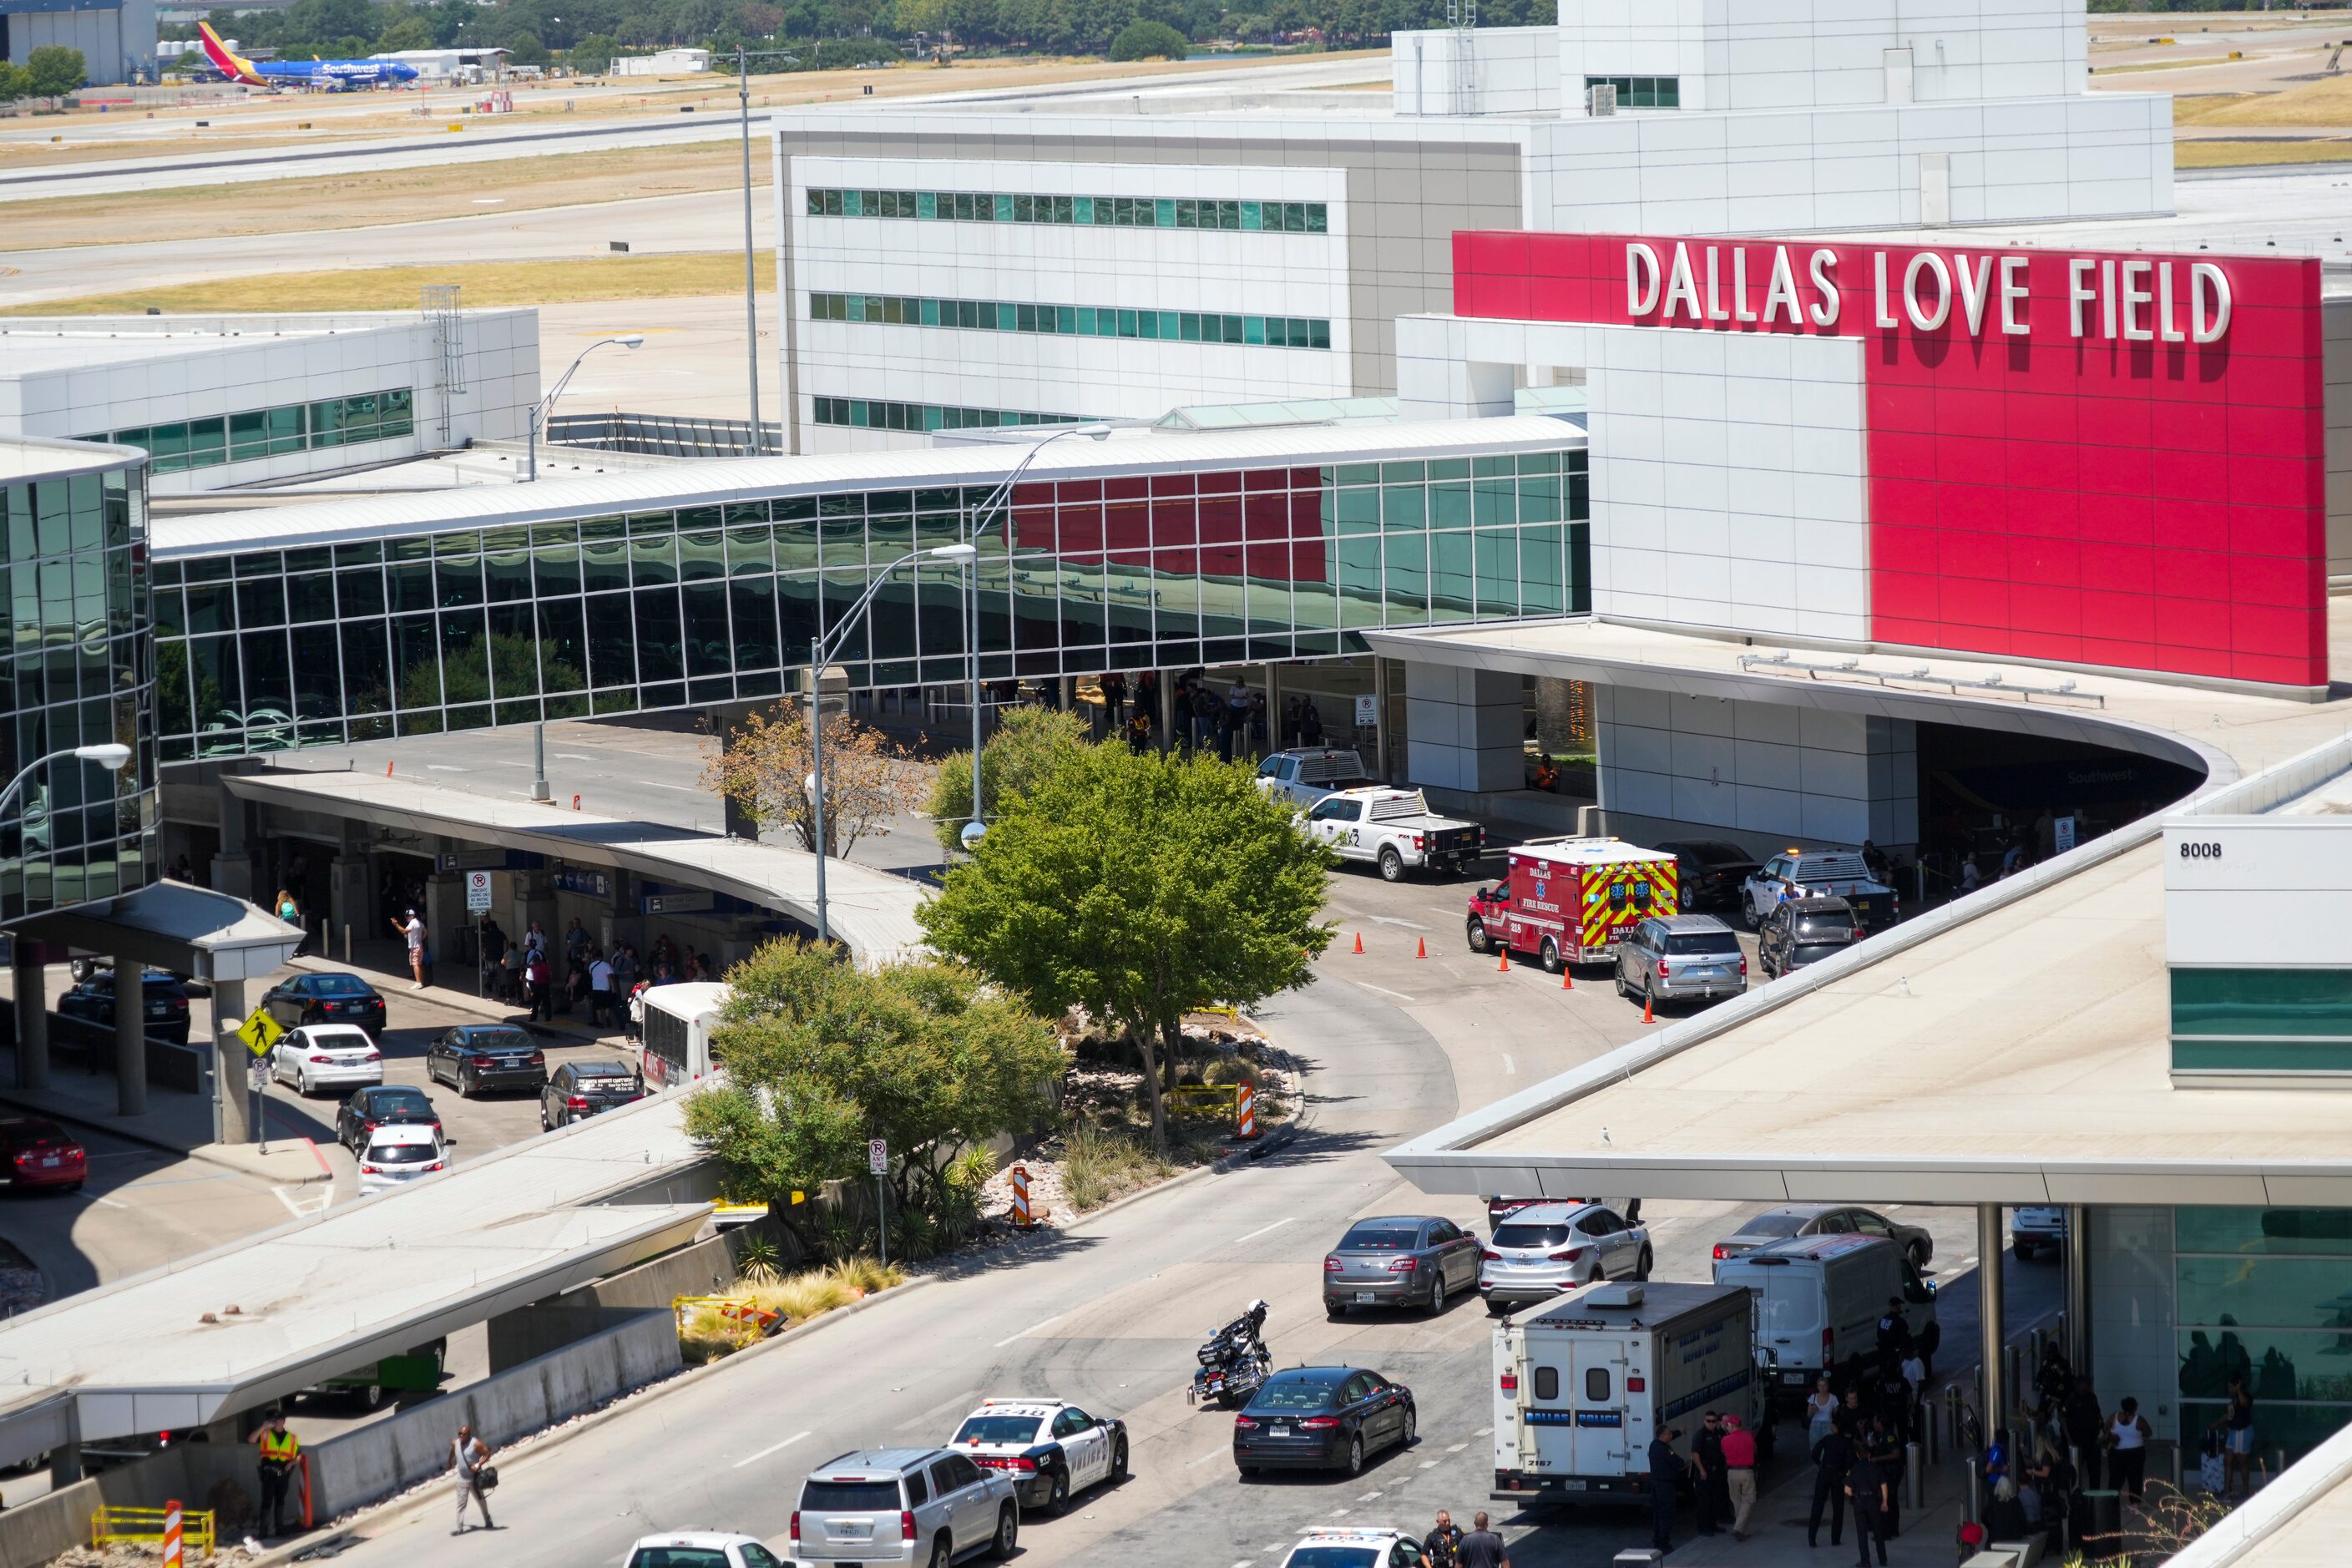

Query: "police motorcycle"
left=1189, top=1298, right=1272, bottom=1409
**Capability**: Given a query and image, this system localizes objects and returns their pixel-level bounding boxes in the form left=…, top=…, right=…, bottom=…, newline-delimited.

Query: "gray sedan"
left=1712, top=1203, right=1935, bottom=1271
left=1323, top=1215, right=1479, bottom=1319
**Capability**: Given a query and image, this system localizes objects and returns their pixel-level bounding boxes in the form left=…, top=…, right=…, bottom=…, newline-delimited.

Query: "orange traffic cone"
left=1497, top=949, right=1510, bottom=973
left=1561, top=967, right=1574, bottom=990
left=1641, top=992, right=1654, bottom=1024
left=1415, top=937, right=1428, bottom=959
left=1353, top=932, right=1365, bottom=955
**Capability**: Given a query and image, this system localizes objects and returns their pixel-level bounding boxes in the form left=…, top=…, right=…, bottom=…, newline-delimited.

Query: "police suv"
left=948, top=1399, right=1128, bottom=1515
left=1280, top=1527, right=1429, bottom=1566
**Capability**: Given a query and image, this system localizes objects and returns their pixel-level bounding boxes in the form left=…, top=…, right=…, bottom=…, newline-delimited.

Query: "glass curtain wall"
left=0, top=454, right=159, bottom=918
left=152, top=448, right=1589, bottom=760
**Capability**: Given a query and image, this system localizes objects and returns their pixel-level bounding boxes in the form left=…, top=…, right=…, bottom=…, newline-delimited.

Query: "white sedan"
left=1283, top=1528, right=1429, bottom=1566
left=620, top=1533, right=790, bottom=1568
left=271, top=1024, right=383, bottom=1096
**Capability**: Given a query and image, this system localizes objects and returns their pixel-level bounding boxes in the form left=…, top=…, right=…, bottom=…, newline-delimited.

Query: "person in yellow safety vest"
left=251, top=1410, right=301, bottom=1539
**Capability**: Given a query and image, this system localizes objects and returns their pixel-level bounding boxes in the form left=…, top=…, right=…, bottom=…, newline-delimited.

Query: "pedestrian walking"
left=2211, top=1373, right=2254, bottom=1498
left=2064, top=1380, right=2105, bottom=1490
left=250, top=1409, right=300, bottom=1538
left=1982, top=1474, right=2031, bottom=1542
left=453, top=1423, right=495, bottom=1533
left=1455, top=1512, right=1509, bottom=1568
left=276, top=888, right=305, bottom=956
left=392, top=908, right=427, bottom=989
left=1647, top=1426, right=1687, bottom=1555
left=1422, top=1510, right=1463, bottom=1568
left=1809, top=1422, right=1854, bottom=1548
left=1692, top=1410, right=1727, bottom=1535
left=589, top=950, right=614, bottom=1026
left=1900, top=1346, right=1928, bottom=1439
left=1847, top=1447, right=1891, bottom=1568
left=2113, top=1394, right=2153, bottom=1501
left=1722, top=1413, right=1760, bottom=1539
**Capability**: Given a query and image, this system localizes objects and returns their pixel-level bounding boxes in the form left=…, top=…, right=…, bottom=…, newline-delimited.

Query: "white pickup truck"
left=1740, top=847, right=1899, bottom=933
left=1254, top=748, right=1377, bottom=809
left=1302, top=787, right=1484, bottom=882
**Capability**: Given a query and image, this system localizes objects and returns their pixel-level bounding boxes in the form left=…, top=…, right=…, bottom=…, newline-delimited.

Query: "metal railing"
left=1736, top=649, right=2107, bottom=706
left=544, top=412, right=784, bottom=459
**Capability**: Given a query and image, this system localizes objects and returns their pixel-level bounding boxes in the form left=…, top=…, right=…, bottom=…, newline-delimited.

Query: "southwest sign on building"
left=1446, top=234, right=2329, bottom=691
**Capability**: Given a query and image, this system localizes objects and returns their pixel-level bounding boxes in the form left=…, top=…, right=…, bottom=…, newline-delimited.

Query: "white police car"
left=1281, top=1527, right=1429, bottom=1566
left=947, top=1398, right=1128, bottom=1515
left=620, top=1531, right=788, bottom=1567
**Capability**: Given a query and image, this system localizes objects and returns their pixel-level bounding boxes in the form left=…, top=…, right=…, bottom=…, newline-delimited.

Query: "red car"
left=0, top=1118, right=85, bottom=1191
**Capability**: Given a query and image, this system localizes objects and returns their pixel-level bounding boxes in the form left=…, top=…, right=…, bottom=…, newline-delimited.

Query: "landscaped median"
left=673, top=1255, right=906, bottom=1365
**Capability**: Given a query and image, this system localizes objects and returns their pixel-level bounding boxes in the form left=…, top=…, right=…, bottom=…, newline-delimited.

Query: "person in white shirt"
left=588, top=952, right=615, bottom=1028
left=389, top=909, right=426, bottom=990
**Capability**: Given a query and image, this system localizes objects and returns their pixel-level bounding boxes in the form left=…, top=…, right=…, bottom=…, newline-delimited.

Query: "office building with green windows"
left=0, top=311, right=537, bottom=498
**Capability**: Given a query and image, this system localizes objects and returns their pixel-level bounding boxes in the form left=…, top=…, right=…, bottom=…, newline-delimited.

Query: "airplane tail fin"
left=197, top=21, right=259, bottom=82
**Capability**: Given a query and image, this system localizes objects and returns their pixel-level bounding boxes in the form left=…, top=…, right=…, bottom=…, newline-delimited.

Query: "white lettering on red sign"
left=1624, top=240, right=2233, bottom=344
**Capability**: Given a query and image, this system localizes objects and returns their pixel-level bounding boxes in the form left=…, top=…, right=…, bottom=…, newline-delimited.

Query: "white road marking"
left=1227, top=1560, right=1253, bottom=1568
left=731, top=1429, right=810, bottom=1468
left=1233, top=1217, right=1293, bottom=1246
left=1419, top=1459, right=1441, bottom=1469
left=554, top=753, right=594, bottom=761
left=77, top=1191, right=129, bottom=1210
left=1353, top=981, right=1419, bottom=1004
left=272, top=1185, right=331, bottom=1221
left=1501, top=1054, right=1515, bottom=1075
left=993, top=1304, right=1080, bottom=1348
left=425, top=765, right=468, bottom=772
left=1446, top=1443, right=1468, bottom=1453
left=1474, top=1426, right=1492, bottom=1437
left=645, top=781, right=703, bottom=793
left=1370, top=915, right=1430, bottom=931
left=1326, top=1508, right=1349, bottom=1519
left=1358, top=1490, right=1383, bottom=1500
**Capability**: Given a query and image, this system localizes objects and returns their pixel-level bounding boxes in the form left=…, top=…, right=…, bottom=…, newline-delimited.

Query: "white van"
left=1712, top=1234, right=1937, bottom=1413
left=639, top=980, right=731, bottom=1091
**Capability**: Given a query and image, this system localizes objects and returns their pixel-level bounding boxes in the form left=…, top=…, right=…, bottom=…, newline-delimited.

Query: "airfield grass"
left=2175, top=137, right=2352, bottom=167
left=0, top=250, right=751, bottom=314
left=2176, top=74, right=2352, bottom=128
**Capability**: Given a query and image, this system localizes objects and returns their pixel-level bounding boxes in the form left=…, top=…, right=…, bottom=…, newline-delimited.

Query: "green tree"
left=1108, top=16, right=1185, bottom=57
left=506, top=28, right=551, bottom=63
left=918, top=745, right=1330, bottom=1152
left=377, top=16, right=436, bottom=49
left=0, top=62, right=32, bottom=104
left=683, top=940, right=1065, bottom=1254
left=24, top=46, right=86, bottom=103
left=926, top=705, right=1089, bottom=857
left=569, top=30, right=620, bottom=68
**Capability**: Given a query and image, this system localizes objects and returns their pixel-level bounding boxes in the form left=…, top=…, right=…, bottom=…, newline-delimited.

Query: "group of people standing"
left=476, top=917, right=709, bottom=1032
left=1090, top=669, right=1339, bottom=761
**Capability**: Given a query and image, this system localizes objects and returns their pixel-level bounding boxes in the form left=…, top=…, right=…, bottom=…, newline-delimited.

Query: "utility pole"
left=738, top=47, right=763, bottom=452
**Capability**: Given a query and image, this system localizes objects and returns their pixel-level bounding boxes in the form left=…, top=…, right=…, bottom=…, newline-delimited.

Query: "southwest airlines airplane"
left=198, top=22, right=420, bottom=88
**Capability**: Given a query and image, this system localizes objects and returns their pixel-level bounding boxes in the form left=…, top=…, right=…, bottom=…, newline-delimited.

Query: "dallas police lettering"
left=1624, top=240, right=2231, bottom=345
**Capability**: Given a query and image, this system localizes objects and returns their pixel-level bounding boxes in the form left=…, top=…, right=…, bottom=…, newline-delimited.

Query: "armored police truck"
left=1491, top=1280, right=1770, bottom=1507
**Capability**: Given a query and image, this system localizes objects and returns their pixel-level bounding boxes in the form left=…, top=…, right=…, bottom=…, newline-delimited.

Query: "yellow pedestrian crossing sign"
left=235, top=1011, right=284, bottom=1058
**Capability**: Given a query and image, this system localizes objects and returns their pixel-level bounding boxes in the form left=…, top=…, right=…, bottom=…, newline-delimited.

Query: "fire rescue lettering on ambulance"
left=1623, top=240, right=2233, bottom=345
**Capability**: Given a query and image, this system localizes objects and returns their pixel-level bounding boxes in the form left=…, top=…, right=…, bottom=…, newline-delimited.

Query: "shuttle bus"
left=638, top=980, right=731, bottom=1090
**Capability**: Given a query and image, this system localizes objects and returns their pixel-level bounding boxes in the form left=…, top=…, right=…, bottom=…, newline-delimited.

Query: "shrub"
left=1109, top=19, right=1188, bottom=60
left=1062, top=1121, right=1172, bottom=1211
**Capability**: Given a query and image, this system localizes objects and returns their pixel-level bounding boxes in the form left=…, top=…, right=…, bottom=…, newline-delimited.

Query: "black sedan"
left=260, top=972, right=388, bottom=1039
left=1655, top=839, right=1763, bottom=911
left=1233, top=1367, right=1415, bottom=1478
left=336, top=1084, right=443, bottom=1155
left=540, top=1060, right=645, bottom=1130
left=426, top=1024, right=546, bottom=1098
left=58, top=968, right=191, bottom=1045
left=1323, top=1216, right=1479, bottom=1319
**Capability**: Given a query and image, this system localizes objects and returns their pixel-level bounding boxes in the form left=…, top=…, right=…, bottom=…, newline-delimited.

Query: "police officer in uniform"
left=1647, top=1424, right=1687, bottom=1555
left=251, top=1409, right=301, bottom=1538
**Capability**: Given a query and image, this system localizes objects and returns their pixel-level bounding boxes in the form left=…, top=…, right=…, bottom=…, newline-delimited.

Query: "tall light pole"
left=806, top=542, right=979, bottom=944
left=736, top=46, right=763, bottom=453
left=954, top=424, right=1111, bottom=852
left=0, top=743, right=131, bottom=819
left=524, top=333, right=643, bottom=482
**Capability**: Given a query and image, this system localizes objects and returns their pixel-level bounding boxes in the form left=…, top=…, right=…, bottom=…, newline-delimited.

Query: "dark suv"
left=540, top=1060, right=644, bottom=1130
left=58, top=969, right=191, bottom=1045
left=1653, top=839, right=1763, bottom=911
left=1757, top=895, right=1860, bottom=980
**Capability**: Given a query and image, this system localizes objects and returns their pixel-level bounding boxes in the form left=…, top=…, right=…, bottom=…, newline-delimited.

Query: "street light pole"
left=0, top=743, right=131, bottom=819
left=737, top=46, right=763, bottom=453
left=805, top=542, right=979, bottom=944
left=955, top=425, right=1111, bottom=851
left=524, top=333, right=644, bottom=482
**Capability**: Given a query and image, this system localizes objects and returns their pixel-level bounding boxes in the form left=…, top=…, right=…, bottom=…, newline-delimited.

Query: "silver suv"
left=1614, top=913, right=1747, bottom=1007
left=791, top=1448, right=1019, bottom=1565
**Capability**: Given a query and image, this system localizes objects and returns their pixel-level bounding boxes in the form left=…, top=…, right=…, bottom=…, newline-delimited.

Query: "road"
left=0, top=968, right=634, bottom=1505
left=264, top=728, right=2056, bottom=1566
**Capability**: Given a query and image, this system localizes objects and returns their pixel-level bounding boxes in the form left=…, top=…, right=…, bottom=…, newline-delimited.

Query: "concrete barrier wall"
left=307, top=1307, right=680, bottom=1518
left=0, top=1439, right=250, bottom=1567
